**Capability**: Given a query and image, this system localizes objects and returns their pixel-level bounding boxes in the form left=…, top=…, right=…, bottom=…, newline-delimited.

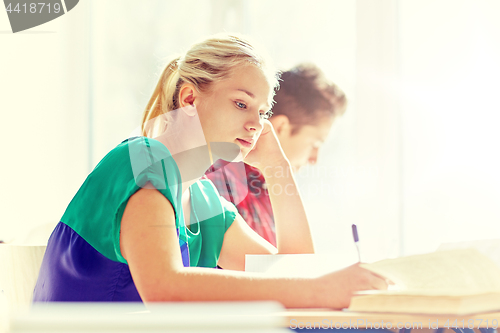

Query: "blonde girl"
left=33, top=34, right=387, bottom=308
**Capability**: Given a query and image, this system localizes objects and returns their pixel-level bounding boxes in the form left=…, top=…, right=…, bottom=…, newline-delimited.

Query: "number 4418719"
left=5, top=2, right=62, bottom=14
left=443, top=319, right=499, bottom=329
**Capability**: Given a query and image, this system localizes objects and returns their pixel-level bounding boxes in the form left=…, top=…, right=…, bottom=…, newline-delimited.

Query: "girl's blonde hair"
left=141, top=34, right=278, bottom=137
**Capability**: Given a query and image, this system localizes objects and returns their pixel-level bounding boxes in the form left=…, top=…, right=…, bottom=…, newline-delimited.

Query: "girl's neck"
left=154, top=136, right=213, bottom=194
left=144, top=107, right=210, bottom=194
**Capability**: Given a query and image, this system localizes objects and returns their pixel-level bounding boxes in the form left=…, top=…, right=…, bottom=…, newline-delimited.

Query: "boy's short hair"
left=272, top=63, right=347, bottom=134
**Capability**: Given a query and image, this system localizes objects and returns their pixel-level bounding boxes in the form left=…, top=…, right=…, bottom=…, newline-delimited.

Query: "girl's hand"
left=244, top=120, right=289, bottom=176
left=314, top=263, right=389, bottom=309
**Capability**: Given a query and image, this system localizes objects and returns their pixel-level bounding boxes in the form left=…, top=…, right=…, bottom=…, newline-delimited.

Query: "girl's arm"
left=217, top=213, right=277, bottom=271
left=244, top=121, right=314, bottom=254
left=120, top=185, right=387, bottom=307
left=217, top=121, right=314, bottom=270
left=264, top=159, right=314, bottom=254
left=216, top=165, right=310, bottom=270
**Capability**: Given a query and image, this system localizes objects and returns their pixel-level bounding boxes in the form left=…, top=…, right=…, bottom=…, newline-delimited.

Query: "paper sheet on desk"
left=438, top=238, right=500, bottom=267
left=359, top=248, right=500, bottom=292
left=245, top=253, right=356, bottom=277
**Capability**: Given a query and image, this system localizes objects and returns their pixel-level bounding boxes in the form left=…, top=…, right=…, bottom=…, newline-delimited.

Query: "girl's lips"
left=236, top=138, right=252, bottom=148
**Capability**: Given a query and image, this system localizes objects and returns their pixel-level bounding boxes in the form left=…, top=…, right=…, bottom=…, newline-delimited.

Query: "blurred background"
left=1, top=0, right=499, bottom=263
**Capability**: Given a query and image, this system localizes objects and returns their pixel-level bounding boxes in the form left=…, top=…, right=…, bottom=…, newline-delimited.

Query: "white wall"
left=400, top=0, right=500, bottom=254
left=0, top=3, right=90, bottom=242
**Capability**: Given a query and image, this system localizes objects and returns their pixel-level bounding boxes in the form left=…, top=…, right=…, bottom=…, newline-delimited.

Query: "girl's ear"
left=269, top=114, right=291, bottom=137
left=178, top=84, right=198, bottom=108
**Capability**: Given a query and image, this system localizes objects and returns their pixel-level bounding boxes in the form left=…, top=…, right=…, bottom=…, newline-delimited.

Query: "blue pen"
left=352, top=224, right=361, bottom=262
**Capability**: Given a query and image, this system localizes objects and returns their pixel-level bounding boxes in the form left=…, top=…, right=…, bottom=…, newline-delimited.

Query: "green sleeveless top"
left=60, top=136, right=237, bottom=267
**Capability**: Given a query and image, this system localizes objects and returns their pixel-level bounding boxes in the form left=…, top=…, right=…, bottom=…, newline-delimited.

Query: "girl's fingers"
left=370, top=274, right=389, bottom=290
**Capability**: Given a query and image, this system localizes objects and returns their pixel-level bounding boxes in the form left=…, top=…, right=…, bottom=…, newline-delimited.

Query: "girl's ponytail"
left=141, top=56, right=181, bottom=137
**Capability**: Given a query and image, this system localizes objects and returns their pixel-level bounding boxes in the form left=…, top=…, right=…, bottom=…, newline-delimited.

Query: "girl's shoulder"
left=91, top=136, right=171, bottom=172
left=98, top=136, right=180, bottom=186
left=114, top=136, right=172, bottom=162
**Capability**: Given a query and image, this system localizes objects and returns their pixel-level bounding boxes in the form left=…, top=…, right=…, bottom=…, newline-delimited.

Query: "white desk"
left=283, top=309, right=500, bottom=329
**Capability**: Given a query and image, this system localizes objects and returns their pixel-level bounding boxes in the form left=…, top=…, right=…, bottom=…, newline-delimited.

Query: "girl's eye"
left=259, top=110, right=273, bottom=120
left=235, top=101, right=247, bottom=109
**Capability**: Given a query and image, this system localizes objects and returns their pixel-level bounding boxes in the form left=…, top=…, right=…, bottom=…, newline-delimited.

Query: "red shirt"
left=204, top=160, right=276, bottom=246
